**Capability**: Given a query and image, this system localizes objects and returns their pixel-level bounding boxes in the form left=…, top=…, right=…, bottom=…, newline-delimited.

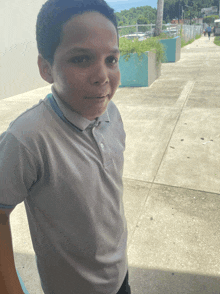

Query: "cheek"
left=116, top=69, right=121, bottom=88
left=112, top=69, right=121, bottom=88
left=58, top=67, right=85, bottom=89
left=118, top=70, right=121, bottom=82
left=67, top=67, right=88, bottom=83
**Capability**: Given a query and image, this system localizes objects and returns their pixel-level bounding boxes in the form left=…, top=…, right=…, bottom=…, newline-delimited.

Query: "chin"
left=85, top=110, right=105, bottom=121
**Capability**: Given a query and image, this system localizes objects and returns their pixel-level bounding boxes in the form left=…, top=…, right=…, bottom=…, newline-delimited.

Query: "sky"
left=106, top=0, right=158, bottom=12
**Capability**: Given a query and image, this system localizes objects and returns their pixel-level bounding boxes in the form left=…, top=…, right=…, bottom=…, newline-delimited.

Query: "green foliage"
left=116, top=0, right=220, bottom=37
left=119, top=37, right=166, bottom=64
left=163, top=0, right=219, bottom=23
left=155, top=33, right=173, bottom=39
left=116, top=5, right=157, bottom=36
left=116, top=0, right=220, bottom=29
left=203, top=15, right=219, bottom=24
left=137, top=15, right=150, bottom=24
left=181, top=38, right=194, bottom=47
left=180, top=34, right=201, bottom=47
left=214, top=36, right=220, bottom=46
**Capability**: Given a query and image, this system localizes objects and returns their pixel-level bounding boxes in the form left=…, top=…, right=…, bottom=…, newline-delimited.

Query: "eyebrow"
left=66, top=47, right=120, bottom=55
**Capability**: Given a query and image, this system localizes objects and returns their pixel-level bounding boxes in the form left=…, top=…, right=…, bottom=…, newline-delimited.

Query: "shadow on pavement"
left=14, top=251, right=220, bottom=293
left=129, top=266, right=220, bottom=294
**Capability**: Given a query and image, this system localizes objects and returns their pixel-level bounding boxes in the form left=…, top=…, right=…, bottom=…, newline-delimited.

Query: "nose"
left=90, top=62, right=109, bottom=85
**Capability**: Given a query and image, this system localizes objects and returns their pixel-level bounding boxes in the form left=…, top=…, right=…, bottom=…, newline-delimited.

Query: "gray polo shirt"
left=0, top=88, right=128, bottom=294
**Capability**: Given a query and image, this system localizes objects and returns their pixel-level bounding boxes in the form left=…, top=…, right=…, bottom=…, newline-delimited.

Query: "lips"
left=86, top=94, right=109, bottom=99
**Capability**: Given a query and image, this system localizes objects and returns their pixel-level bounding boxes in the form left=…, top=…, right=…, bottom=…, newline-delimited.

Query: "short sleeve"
left=0, top=132, right=39, bottom=206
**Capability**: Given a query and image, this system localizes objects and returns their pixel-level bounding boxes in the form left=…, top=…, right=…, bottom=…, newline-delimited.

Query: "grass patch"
left=214, top=36, right=220, bottom=46
left=181, top=35, right=202, bottom=48
left=119, top=37, right=166, bottom=64
left=181, top=34, right=201, bottom=47
left=181, top=38, right=194, bottom=47
left=195, top=34, right=201, bottom=40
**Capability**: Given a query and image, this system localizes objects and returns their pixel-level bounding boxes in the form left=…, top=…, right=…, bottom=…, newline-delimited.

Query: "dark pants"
left=116, top=271, right=131, bottom=294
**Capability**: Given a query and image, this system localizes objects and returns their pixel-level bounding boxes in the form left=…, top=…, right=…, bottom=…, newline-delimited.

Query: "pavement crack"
left=152, top=80, right=195, bottom=184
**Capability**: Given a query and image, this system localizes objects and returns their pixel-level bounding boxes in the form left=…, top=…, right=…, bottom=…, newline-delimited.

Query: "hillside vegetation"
left=164, top=0, right=219, bottom=23
left=116, top=6, right=157, bottom=26
left=116, top=0, right=219, bottom=27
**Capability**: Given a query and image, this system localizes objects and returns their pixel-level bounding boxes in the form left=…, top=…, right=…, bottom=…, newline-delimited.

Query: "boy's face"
left=44, top=12, right=120, bottom=121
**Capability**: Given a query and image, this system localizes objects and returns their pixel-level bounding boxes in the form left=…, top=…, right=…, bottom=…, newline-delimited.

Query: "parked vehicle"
left=121, top=32, right=148, bottom=41
left=214, top=19, right=220, bottom=36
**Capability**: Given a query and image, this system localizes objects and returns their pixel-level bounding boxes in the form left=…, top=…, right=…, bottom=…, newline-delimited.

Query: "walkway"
left=0, top=35, right=220, bottom=293
left=116, top=34, right=220, bottom=293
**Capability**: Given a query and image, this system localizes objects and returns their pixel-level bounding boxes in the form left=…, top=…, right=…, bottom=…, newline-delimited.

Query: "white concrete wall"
left=0, top=0, right=48, bottom=99
left=175, top=37, right=181, bottom=62
left=148, top=51, right=161, bottom=87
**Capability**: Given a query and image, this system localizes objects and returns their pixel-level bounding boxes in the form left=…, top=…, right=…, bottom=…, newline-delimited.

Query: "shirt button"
left=100, top=143, right=104, bottom=150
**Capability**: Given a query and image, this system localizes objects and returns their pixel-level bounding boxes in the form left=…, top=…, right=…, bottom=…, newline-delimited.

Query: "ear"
left=38, top=54, right=54, bottom=84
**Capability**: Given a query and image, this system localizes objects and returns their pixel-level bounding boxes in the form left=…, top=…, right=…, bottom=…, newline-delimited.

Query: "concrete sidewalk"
left=1, top=35, right=220, bottom=293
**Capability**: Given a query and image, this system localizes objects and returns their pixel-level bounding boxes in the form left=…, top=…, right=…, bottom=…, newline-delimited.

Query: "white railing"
left=118, top=23, right=203, bottom=41
left=118, top=24, right=181, bottom=38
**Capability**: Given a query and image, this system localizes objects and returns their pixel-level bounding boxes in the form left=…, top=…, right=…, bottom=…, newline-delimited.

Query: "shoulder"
left=5, top=96, right=57, bottom=153
left=105, top=100, right=126, bottom=143
left=8, top=96, right=54, bottom=139
left=107, top=100, right=123, bottom=123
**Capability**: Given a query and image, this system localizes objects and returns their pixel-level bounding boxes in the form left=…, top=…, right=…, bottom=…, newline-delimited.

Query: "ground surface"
left=0, top=35, right=219, bottom=293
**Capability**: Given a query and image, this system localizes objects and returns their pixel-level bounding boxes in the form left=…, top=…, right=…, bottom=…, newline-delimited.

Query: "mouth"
left=86, top=94, right=109, bottom=99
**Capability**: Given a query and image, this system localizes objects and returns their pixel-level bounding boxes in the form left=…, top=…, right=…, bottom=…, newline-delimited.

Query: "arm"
left=0, top=209, right=24, bottom=294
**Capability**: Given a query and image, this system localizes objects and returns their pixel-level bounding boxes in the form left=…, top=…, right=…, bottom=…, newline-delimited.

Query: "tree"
left=204, top=14, right=219, bottom=24
left=155, top=0, right=164, bottom=36
left=137, top=15, right=149, bottom=24
left=163, top=0, right=219, bottom=23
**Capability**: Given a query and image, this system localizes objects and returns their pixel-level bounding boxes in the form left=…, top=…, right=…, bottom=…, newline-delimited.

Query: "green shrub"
left=181, top=38, right=194, bottom=47
left=154, top=33, right=173, bottom=40
left=181, top=39, right=186, bottom=47
left=214, top=36, right=220, bottom=46
left=119, top=37, right=166, bottom=64
left=181, top=35, right=201, bottom=47
left=203, top=15, right=219, bottom=24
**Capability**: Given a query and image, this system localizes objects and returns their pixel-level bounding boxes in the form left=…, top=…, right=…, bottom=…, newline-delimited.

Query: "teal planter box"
left=119, top=51, right=161, bottom=87
left=159, top=36, right=181, bottom=63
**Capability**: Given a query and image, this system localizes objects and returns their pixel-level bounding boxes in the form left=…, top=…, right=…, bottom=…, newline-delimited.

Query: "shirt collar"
left=51, top=86, right=110, bottom=131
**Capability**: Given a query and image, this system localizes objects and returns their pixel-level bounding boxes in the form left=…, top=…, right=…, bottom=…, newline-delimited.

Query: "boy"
left=0, top=0, right=130, bottom=293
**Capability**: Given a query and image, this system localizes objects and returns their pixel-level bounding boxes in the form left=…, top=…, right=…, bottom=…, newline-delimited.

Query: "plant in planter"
left=119, top=37, right=166, bottom=87
left=156, top=33, right=181, bottom=63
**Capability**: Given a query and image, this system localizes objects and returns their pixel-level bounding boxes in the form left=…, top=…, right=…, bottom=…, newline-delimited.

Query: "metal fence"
left=118, top=24, right=181, bottom=39
left=118, top=24, right=203, bottom=41
left=181, top=25, right=203, bottom=42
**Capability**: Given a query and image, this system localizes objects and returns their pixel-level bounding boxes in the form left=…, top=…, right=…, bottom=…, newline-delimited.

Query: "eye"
left=70, top=55, right=91, bottom=64
left=106, top=56, right=118, bottom=65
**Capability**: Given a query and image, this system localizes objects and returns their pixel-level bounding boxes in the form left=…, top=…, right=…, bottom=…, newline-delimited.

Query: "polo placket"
left=91, top=123, right=113, bottom=169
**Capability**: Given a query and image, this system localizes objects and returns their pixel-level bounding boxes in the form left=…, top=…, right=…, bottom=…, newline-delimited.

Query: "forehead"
left=57, top=12, right=118, bottom=53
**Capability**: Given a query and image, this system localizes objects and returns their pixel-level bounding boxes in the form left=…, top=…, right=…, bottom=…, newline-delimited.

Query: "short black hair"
left=36, top=0, right=118, bottom=65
